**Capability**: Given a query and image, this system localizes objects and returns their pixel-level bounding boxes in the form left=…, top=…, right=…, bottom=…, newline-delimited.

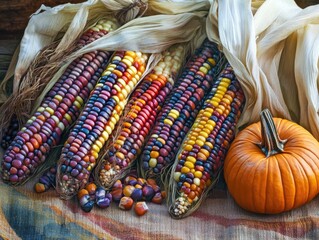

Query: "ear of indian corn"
left=168, top=63, right=245, bottom=219
left=139, top=39, right=224, bottom=179
left=56, top=51, right=148, bottom=200
left=1, top=19, right=118, bottom=184
left=96, top=45, right=186, bottom=189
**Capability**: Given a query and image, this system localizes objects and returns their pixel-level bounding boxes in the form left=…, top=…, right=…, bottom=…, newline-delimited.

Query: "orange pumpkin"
left=224, top=109, right=319, bottom=214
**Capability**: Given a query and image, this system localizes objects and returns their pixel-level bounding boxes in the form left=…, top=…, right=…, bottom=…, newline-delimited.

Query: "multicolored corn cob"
left=1, top=116, right=19, bottom=150
left=168, top=63, right=245, bottom=218
left=56, top=51, right=148, bottom=200
left=140, top=39, right=224, bottom=178
left=97, top=45, right=185, bottom=189
left=1, top=19, right=118, bottom=185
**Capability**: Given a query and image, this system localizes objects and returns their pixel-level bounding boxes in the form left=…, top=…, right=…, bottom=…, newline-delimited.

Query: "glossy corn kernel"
left=134, top=201, right=149, bottom=216
left=34, top=165, right=57, bottom=193
left=140, top=39, right=224, bottom=179
left=109, top=173, right=163, bottom=204
left=168, top=63, right=245, bottom=218
left=1, top=19, right=118, bottom=185
left=97, top=45, right=185, bottom=189
left=119, top=196, right=134, bottom=210
left=56, top=51, right=148, bottom=200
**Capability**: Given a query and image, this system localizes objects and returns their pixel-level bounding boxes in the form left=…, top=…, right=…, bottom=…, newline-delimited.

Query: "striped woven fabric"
left=1, top=169, right=319, bottom=239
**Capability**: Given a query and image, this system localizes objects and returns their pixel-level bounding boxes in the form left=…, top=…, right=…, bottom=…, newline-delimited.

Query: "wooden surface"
left=0, top=0, right=84, bottom=38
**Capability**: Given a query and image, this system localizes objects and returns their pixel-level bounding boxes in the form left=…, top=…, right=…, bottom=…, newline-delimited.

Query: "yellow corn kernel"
left=184, top=145, right=193, bottom=151
left=221, top=77, right=231, bottom=84
left=203, top=111, right=212, bottom=118
left=221, top=97, right=231, bottom=105
left=217, top=85, right=227, bottom=93
left=98, top=137, right=106, bottom=146
left=207, top=58, right=216, bottom=65
left=157, top=137, right=166, bottom=145
left=116, top=152, right=125, bottom=160
left=184, top=161, right=194, bottom=169
left=126, top=51, right=136, bottom=59
left=129, top=66, right=138, bottom=75
left=108, top=63, right=117, bottom=69
left=164, top=118, right=173, bottom=126
left=92, top=144, right=100, bottom=153
left=200, top=149, right=210, bottom=158
left=122, top=88, right=129, bottom=98
left=199, top=66, right=208, bottom=74
left=194, top=171, right=203, bottom=178
left=181, top=166, right=190, bottom=173
left=128, top=81, right=135, bottom=91
left=95, top=139, right=103, bottom=149
left=216, top=107, right=224, bottom=115
left=102, top=70, right=111, bottom=76
left=114, top=84, right=122, bottom=93
left=195, top=139, right=205, bottom=147
left=174, top=172, right=181, bottom=182
left=189, top=136, right=197, bottom=141
left=122, top=58, right=132, bottom=67
left=102, top=131, right=109, bottom=140
left=54, top=95, right=63, bottom=102
left=91, top=150, right=99, bottom=159
left=149, top=158, right=157, bottom=168
left=115, top=139, right=124, bottom=146
left=112, top=55, right=122, bottom=62
left=186, top=156, right=196, bottom=164
left=199, top=131, right=208, bottom=138
left=215, top=93, right=224, bottom=100
left=46, top=107, right=54, bottom=115
left=197, top=135, right=206, bottom=143
left=64, top=113, right=72, bottom=123
left=113, top=95, right=120, bottom=103
left=207, top=120, right=216, bottom=127
left=74, top=100, right=82, bottom=109
left=202, top=128, right=211, bottom=135
left=205, top=141, right=214, bottom=149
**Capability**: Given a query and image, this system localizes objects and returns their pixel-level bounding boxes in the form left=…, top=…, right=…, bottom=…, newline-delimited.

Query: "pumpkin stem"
left=258, top=109, right=287, bottom=157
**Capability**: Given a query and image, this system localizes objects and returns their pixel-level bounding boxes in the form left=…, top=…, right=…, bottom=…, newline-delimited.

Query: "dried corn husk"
left=32, top=12, right=207, bottom=113
left=206, top=0, right=319, bottom=139
left=0, top=0, right=207, bottom=135
left=0, top=0, right=149, bottom=132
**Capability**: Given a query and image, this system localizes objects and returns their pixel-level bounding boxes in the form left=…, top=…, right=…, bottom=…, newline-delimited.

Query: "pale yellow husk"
left=207, top=0, right=319, bottom=139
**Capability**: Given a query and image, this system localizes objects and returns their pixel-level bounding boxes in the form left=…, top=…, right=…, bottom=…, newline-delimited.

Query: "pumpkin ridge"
left=290, top=149, right=319, bottom=202
left=279, top=153, right=296, bottom=212
left=264, top=156, right=270, bottom=213
left=251, top=154, right=267, bottom=213
left=225, top=144, right=248, bottom=182
left=274, top=155, right=286, bottom=213
left=288, top=151, right=310, bottom=208
left=224, top=110, right=319, bottom=214
left=231, top=150, right=252, bottom=206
